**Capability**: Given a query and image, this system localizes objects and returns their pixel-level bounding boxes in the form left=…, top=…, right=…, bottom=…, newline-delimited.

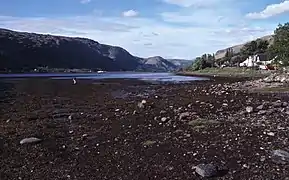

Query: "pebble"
left=246, top=106, right=254, bottom=113
left=271, top=149, right=289, bottom=164
left=20, top=137, right=42, bottom=145
left=267, top=132, right=275, bottom=136
left=179, top=112, right=190, bottom=120
left=256, top=104, right=264, bottom=110
left=193, top=163, right=218, bottom=178
left=161, top=117, right=168, bottom=122
left=282, top=102, right=288, bottom=107
left=258, top=110, right=267, bottom=115
left=142, top=140, right=156, bottom=146
left=138, top=102, right=144, bottom=108
left=272, top=101, right=282, bottom=108
left=260, top=156, right=266, bottom=162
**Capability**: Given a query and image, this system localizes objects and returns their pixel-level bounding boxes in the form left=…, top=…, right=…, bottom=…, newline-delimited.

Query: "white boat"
left=97, top=70, right=105, bottom=73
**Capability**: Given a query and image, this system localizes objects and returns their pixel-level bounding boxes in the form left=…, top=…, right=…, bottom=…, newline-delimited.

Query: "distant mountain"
left=0, top=28, right=179, bottom=73
left=167, top=59, right=193, bottom=69
left=214, top=35, right=274, bottom=60
left=137, top=56, right=177, bottom=72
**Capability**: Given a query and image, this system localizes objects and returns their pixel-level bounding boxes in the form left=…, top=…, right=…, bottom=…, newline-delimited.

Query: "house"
left=239, top=53, right=274, bottom=69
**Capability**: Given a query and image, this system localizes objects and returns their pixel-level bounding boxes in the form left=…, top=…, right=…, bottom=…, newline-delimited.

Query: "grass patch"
left=182, top=67, right=271, bottom=78
left=255, top=86, right=289, bottom=93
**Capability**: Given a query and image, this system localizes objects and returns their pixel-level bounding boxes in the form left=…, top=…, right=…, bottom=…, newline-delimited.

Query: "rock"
left=267, top=132, right=275, bottom=136
left=179, top=112, right=190, bottom=120
left=137, top=102, right=145, bottom=108
left=282, top=102, right=288, bottom=107
left=260, top=156, right=266, bottom=162
left=20, top=137, right=42, bottom=145
left=256, top=104, right=264, bottom=110
left=246, top=106, right=254, bottom=113
left=161, top=117, right=168, bottom=122
left=193, top=163, right=218, bottom=178
left=142, top=140, right=156, bottom=146
left=266, top=109, right=275, bottom=115
left=160, top=110, right=166, bottom=114
left=258, top=110, right=267, bottom=115
left=271, top=149, right=289, bottom=164
left=272, top=101, right=282, bottom=108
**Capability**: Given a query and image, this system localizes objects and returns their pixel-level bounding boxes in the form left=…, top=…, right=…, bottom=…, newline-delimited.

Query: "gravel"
left=1, top=78, right=289, bottom=179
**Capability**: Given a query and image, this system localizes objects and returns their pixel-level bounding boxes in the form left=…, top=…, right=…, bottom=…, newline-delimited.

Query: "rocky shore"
left=1, top=77, right=289, bottom=179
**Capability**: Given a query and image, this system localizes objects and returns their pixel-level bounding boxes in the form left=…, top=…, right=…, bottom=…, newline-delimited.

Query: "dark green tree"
left=190, top=53, right=215, bottom=71
left=241, top=40, right=257, bottom=56
left=256, top=39, right=269, bottom=53
left=269, top=22, right=289, bottom=66
left=223, top=48, right=234, bottom=65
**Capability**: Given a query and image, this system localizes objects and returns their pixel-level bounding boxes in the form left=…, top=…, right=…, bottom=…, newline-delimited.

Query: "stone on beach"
left=271, top=149, right=289, bottom=165
left=20, top=137, right=42, bottom=145
left=193, top=163, right=218, bottom=177
left=246, top=106, right=254, bottom=113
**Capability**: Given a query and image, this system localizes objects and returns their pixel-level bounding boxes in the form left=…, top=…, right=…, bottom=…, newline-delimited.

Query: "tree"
left=191, top=57, right=204, bottom=71
left=241, top=40, right=257, bottom=56
left=240, top=39, right=269, bottom=57
left=256, top=39, right=269, bottom=53
left=223, top=48, right=233, bottom=65
left=270, top=23, right=289, bottom=66
left=190, top=53, right=215, bottom=71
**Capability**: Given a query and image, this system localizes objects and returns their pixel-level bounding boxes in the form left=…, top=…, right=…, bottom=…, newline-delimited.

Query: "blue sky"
left=0, top=0, right=289, bottom=59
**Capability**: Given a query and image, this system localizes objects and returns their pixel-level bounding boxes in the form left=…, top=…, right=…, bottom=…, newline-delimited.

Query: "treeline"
left=188, top=22, right=289, bottom=71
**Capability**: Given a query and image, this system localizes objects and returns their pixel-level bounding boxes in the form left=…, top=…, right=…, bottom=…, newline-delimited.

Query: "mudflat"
left=1, top=78, right=289, bottom=180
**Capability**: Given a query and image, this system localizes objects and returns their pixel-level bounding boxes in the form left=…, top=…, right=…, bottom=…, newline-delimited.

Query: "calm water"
left=0, top=72, right=209, bottom=83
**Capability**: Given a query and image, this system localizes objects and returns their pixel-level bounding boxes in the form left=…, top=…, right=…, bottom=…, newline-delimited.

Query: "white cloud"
left=80, top=0, right=91, bottom=4
left=246, top=0, right=289, bottom=19
left=122, top=10, right=139, bottom=17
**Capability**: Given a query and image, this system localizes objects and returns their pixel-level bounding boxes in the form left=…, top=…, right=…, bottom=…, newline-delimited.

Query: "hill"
left=0, top=28, right=178, bottom=73
left=137, top=56, right=177, bottom=72
left=214, top=35, right=274, bottom=60
left=167, top=59, right=193, bottom=69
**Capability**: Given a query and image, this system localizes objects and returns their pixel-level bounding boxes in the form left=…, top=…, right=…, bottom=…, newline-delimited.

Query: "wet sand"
left=1, top=78, right=289, bottom=180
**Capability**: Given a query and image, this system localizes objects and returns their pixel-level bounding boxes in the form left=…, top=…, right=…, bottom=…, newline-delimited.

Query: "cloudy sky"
left=0, top=0, right=289, bottom=59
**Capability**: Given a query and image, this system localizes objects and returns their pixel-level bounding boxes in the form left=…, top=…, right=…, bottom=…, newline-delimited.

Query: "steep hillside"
left=214, top=35, right=274, bottom=60
left=137, top=56, right=177, bottom=72
left=0, top=28, right=178, bottom=72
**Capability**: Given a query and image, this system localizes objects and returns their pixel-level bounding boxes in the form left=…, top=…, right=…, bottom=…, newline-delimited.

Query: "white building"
left=239, top=54, right=272, bottom=68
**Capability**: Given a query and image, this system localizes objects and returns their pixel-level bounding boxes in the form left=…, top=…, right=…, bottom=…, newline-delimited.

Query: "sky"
left=0, top=0, right=289, bottom=59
